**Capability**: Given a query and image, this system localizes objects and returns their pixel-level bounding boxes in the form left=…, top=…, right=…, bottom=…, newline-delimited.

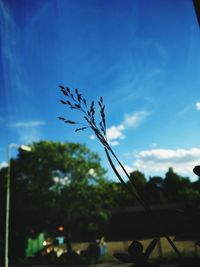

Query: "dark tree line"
left=127, top=168, right=200, bottom=206
left=0, top=141, right=199, bottom=262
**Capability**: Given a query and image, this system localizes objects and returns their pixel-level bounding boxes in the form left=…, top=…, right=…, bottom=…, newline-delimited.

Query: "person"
left=99, top=237, right=107, bottom=256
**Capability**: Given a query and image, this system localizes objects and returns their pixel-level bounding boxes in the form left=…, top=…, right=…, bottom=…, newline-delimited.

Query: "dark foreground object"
left=19, top=244, right=104, bottom=266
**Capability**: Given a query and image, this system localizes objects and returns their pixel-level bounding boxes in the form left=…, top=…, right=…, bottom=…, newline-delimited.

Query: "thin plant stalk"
left=105, top=147, right=150, bottom=210
left=58, top=86, right=181, bottom=258
left=105, top=146, right=181, bottom=258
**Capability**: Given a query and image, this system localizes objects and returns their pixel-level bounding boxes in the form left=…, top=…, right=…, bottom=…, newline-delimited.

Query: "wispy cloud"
left=107, top=111, right=150, bottom=146
left=123, top=111, right=150, bottom=127
left=114, top=147, right=200, bottom=181
left=116, top=164, right=134, bottom=177
left=106, top=125, right=125, bottom=146
left=8, top=120, right=45, bottom=144
left=195, top=102, right=200, bottom=110
left=90, top=125, right=125, bottom=146
left=0, top=0, right=36, bottom=120
left=90, top=110, right=150, bottom=146
left=9, top=121, right=46, bottom=128
left=133, top=148, right=200, bottom=177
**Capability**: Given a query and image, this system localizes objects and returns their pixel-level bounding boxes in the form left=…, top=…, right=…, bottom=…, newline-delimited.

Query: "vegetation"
left=58, top=86, right=200, bottom=266
left=0, top=139, right=199, bottom=264
left=0, top=87, right=200, bottom=265
left=0, top=141, right=113, bottom=261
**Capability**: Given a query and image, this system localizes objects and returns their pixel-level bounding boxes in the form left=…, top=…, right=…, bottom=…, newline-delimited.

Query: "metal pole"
left=5, top=145, right=12, bottom=267
left=4, top=144, right=31, bottom=267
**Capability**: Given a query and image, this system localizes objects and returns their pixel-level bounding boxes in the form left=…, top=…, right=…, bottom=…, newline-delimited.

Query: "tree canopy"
left=0, top=141, right=111, bottom=258
left=0, top=141, right=200, bottom=261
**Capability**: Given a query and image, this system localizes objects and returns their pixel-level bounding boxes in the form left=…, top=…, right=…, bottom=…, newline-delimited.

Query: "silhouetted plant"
left=114, top=239, right=162, bottom=267
left=58, top=86, right=182, bottom=263
left=193, top=165, right=200, bottom=177
left=58, top=86, right=147, bottom=207
left=176, top=166, right=200, bottom=247
left=175, top=166, right=200, bottom=249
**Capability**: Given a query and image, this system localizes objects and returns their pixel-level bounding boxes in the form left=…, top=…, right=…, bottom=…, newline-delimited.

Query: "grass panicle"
left=58, top=85, right=182, bottom=260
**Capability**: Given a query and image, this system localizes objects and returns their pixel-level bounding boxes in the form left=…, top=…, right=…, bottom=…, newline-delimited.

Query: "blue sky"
left=1, top=0, right=200, bottom=181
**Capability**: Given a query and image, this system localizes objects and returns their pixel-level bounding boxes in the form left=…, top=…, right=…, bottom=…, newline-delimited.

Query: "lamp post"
left=5, top=144, right=31, bottom=267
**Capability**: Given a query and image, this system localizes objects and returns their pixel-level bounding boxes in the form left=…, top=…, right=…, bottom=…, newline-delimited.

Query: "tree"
left=163, top=167, right=191, bottom=202
left=0, top=141, right=110, bottom=259
left=129, top=170, right=147, bottom=202
left=146, top=176, right=164, bottom=204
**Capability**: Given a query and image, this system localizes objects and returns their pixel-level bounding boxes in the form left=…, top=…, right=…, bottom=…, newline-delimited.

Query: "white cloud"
left=89, top=126, right=125, bottom=146
left=89, top=111, right=150, bottom=146
left=106, top=124, right=125, bottom=146
left=123, top=111, right=150, bottom=127
left=109, top=140, right=119, bottom=146
left=8, top=120, right=45, bottom=143
left=196, top=102, right=200, bottom=110
left=106, top=111, right=150, bottom=146
left=9, top=121, right=45, bottom=128
left=0, top=161, right=8, bottom=169
left=133, top=148, right=200, bottom=177
left=116, top=165, right=134, bottom=178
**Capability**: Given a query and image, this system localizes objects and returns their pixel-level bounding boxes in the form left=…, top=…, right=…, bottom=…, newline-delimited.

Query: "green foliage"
left=7, top=141, right=108, bottom=230
left=0, top=141, right=113, bottom=260
left=58, top=86, right=200, bottom=263
left=130, top=171, right=147, bottom=186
